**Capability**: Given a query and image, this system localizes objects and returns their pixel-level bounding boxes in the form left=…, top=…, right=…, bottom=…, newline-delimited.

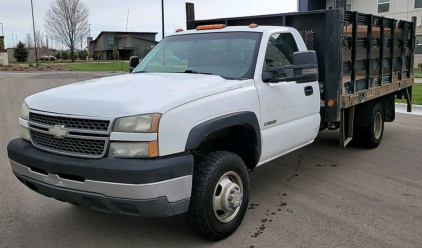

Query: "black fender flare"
left=185, top=111, right=261, bottom=165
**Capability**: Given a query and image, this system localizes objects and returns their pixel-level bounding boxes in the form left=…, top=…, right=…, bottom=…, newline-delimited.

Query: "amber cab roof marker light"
left=249, top=23, right=258, bottom=28
left=175, top=28, right=184, bottom=33
left=196, top=24, right=226, bottom=30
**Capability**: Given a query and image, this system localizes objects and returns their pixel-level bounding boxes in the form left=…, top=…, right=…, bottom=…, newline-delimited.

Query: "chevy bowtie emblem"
left=48, top=125, right=68, bottom=139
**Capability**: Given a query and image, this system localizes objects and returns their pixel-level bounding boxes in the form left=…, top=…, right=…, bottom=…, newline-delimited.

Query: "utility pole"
left=31, top=0, right=39, bottom=64
left=0, top=23, right=3, bottom=36
left=12, top=33, right=14, bottom=47
left=162, top=0, right=165, bottom=39
left=89, top=24, right=91, bottom=37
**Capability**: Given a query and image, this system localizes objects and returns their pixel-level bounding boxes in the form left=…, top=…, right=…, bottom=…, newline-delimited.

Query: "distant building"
left=0, top=36, right=7, bottom=65
left=88, top=31, right=158, bottom=60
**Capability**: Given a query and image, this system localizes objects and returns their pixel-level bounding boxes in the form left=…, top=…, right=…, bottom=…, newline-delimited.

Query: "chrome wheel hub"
left=213, top=171, right=243, bottom=223
left=374, top=112, right=382, bottom=139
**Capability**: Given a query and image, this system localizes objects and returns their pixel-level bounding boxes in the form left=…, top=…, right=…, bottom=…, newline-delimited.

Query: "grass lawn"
left=62, top=61, right=129, bottom=72
left=396, top=84, right=422, bottom=105
left=414, top=69, right=422, bottom=78
left=11, top=60, right=78, bottom=65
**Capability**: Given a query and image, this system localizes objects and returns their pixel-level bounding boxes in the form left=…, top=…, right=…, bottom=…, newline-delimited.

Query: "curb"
left=395, top=103, right=422, bottom=116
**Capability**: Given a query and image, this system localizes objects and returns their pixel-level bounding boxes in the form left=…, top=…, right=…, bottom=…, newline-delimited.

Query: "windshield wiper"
left=132, top=71, right=147, bottom=73
left=182, top=70, right=213, bottom=75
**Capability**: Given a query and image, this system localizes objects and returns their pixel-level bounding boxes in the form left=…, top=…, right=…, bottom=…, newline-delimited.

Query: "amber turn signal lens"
left=176, top=28, right=184, bottom=32
left=149, top=141, right=158, bottom=157
left=196, top=24, right=226, bottom=30
left=249, top=23, right=258, bottom=28
left=151, top=114, right=161, bottom=132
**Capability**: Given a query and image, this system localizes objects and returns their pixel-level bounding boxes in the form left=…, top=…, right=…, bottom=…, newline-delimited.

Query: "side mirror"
left=290, top=50, right=318, bottom=83
left=129, top=56, right=140, bottom=73
left=263, top=51, right=318, bottom=83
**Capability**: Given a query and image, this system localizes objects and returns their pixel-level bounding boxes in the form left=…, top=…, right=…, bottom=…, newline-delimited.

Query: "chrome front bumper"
left=11, top=160, right=192, bottom=203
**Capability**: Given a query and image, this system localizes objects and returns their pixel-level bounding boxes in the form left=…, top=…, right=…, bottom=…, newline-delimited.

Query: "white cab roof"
left=168, top=26, right=297, bottom=36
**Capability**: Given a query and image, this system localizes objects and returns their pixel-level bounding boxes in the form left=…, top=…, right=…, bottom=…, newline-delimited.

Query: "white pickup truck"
left=8, top=5, right=415, bottom=240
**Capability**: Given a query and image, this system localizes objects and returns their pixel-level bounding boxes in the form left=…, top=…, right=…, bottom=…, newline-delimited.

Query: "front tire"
left=186, top=151, right=250, bottom=241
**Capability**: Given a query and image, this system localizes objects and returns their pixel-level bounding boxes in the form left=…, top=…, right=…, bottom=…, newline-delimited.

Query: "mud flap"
left=339, top=106, right=355, bottom=147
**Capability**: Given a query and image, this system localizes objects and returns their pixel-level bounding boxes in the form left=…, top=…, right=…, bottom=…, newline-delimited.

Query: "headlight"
left=20, top=126, right=31, bottom=141
left=109, top=141, right=158, bottom=158
left=20, top=102, right=29, bottom=120
left=113, top=114, right=161, bottom=133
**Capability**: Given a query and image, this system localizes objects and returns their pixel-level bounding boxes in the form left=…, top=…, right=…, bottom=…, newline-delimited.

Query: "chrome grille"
left=28, top=112, right=111, bottom=158
left=31, top=132, right=106, bottom=157
left=29, top=113, right=110, bottom=131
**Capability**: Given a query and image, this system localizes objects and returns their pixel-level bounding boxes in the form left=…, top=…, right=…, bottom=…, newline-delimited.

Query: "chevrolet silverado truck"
left=7, top=3, right=415, bottom=240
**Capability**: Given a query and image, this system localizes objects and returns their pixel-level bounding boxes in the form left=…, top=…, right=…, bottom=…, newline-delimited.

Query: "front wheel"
left=186, top=151, right=250, bottom=241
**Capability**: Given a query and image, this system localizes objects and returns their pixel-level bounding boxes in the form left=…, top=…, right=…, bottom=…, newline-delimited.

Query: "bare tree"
left=25, top=33, right=33, bottom=48
left=93, top=42, right=104, bottom=64
left=44, top=0, right=89, bottom=62
left=23, top=24, right=45, bottom=61
left=112, top=47, right=119, bottom=61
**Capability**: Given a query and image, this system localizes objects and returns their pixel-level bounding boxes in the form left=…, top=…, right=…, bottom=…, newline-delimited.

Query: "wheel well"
left=192, top=125, right=259, bottom=171
left=354, top=93, right=395, bottom=127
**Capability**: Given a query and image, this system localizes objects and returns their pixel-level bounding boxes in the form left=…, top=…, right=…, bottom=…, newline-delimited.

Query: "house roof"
left=114, top=35, right=158, bottom=43
left=91, top=31, right=158, bottom=43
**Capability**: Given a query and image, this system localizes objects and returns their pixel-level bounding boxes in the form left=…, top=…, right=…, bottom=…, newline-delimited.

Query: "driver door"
left=256, top=32, right=320, bottom=164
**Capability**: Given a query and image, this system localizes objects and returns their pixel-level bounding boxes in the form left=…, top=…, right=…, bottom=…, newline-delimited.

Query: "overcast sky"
left=0, top=0, right=298, bottom=49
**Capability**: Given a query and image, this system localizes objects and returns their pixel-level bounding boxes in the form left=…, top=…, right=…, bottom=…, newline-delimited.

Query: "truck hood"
left=25, top=73, right=244, bottom=118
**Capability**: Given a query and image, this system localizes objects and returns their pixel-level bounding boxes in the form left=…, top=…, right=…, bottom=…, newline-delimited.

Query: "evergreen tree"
left=61, top=52, right=69, bottom=60
left=13, top=41, right=29, bottom=62
left=56, top=52, right=61, bottom=60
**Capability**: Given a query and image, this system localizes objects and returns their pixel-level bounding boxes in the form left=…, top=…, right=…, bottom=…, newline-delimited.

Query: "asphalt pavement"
left=1, top=72, right=422, bottom=248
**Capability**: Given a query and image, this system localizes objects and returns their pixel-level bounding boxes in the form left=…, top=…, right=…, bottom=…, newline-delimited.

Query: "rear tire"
left=353, top=102, right=384, bottom=149
left=186, top=151, right=250, bottom=241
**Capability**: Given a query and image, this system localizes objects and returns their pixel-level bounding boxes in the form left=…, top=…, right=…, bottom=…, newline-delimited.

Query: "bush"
left=418, top=63, right=422, bottom=69
left=13, top=41, right=29, bottom=62
left=78, top=50, right=88, bottom=60
left=56, top=52, right=61, bottom=60
left=61, top=52, right=69, bottom=60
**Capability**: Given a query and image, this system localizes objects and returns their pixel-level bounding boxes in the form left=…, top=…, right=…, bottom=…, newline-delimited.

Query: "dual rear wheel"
left=353, top=102, right=385, bottom=148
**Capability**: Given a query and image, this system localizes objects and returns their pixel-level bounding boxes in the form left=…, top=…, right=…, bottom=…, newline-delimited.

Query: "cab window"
left=264, top=33, right=298, bottom=79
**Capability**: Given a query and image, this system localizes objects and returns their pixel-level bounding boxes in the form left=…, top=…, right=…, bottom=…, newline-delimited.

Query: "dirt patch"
left=0, top=64, right=73, bottom=72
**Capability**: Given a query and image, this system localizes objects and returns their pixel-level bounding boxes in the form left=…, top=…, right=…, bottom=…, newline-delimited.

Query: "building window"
left=346, top=3, right=352, bottom=11
left=108, top=37, right=114, bottom=46
left=378, top=0, right=390, bottom=13
left=416, top=35, right=422, bottom=54
left=416, top=0, right=422, bottom=8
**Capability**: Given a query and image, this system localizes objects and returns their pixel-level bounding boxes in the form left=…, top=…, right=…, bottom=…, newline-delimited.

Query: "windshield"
left=133, top=32, right=262, bottom=79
